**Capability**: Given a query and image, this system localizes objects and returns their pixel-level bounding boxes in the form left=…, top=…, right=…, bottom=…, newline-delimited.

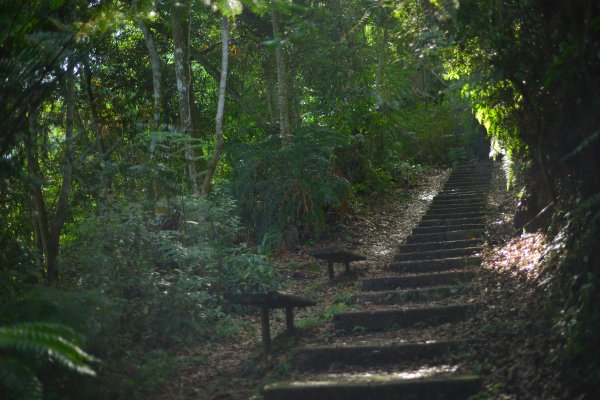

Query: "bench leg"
left=261, top=306, right=271, bottom=355
left=344, top=260, right=350, bottom=274
left=285, top=306, right=294, bottom=334
left=327, top=260, right=334, bottom=284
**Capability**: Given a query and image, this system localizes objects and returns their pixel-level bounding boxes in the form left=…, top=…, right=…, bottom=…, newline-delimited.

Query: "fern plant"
left=0, top=322, right=97, bottom=400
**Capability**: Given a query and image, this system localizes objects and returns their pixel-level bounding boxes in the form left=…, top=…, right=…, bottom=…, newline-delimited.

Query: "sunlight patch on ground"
left=294, top=365, right=459, bottom=385
left=486, top=233, right=547, bottom=280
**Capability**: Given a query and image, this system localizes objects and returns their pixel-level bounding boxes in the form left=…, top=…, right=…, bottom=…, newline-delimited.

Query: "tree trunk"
left=171, top=0, right=200, bottom=195
left=271, top=4, right=291, bottom=145
left=263, top=58, right=278, bottom=133
left=47, top=63, right=76, bottom=283
left=27, top=64, right=76, bottom=284
left=138, top=19, right=163, bottom=130
left=27, top=103, right=51, bottom=276
left=375, top=24, right=388, bottom=97
left=202, top=16, right=229, bottom=196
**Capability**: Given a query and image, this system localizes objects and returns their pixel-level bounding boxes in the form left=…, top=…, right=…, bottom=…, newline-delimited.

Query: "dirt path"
left=169, top=163, right=571, bottom=399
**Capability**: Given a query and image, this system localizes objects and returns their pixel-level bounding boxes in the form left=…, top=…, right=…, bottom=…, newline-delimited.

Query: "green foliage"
left=63, top=194, right=276, bottom=346
left=229, top=129, right=351, bottom=247
left=553, top=193, right=600, bottom=395
left=0, top=322, right=97, bottom=400
left=433, top=0, right=600, bottom=395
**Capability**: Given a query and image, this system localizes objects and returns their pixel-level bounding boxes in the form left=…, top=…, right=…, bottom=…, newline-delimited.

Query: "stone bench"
left=308, top=247, right=366, bottom=284
left=229, top=291, right=316, bottom=355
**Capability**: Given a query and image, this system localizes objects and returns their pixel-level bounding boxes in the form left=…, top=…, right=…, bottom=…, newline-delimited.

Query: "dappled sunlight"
left=485, top=233, right=546, bottom=280
left=298, top=365, right=459, bottom=384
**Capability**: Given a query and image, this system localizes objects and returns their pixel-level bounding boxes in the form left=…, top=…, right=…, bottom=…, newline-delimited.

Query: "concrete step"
left=422, top=211, right=486, bottom=221
left=355, top=285, right=472, bottom=305
left=334, top=303, right=477, bottom=332
left=293, top=339, right=472, bottom=371
left=427, top=203, right=487, bottom=215
left=405, top=229, right=484, bottom=244
left=433, top=195, right=487, bottom=203
left=448, top=171, right=492, bottom=180
left=446, top=176, right=490, bottom=182
left=438, top=191, right=488, bottom=198
left=442, top=186, right=488, bottom=193
left=412, top=224, right=485, bottom=235
left=393, top=247, right=482, bottom=262
left=361, top=271, right=476, bottom=291
left=263, top=373, right=482, bottom=400
left=398, top=238, right=484, bottom=253
left=433, top=194, right=487, bottom=202
left=445, top=179, right=490, bottom=185
left=445, top=177, right=490, bottom=183
left=428, top=205, right=487, bottom=213
left=385, top=255, right=481, bottom=273
left=431, top=198, right=488, bottom=206
left=451, top=166, right=492, bottom=173
left=447, top=177, right=490, bottom=184
left=418, top=216, right=485, bottom=227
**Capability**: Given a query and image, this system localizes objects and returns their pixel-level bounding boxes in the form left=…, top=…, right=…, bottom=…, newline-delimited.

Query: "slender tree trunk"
left=202, top=16, right=229, bottom=196
left=271, top=4, right=291, bottom=145
left=46, top=64, right=75, bottom=283
left=375, top=24, right=388, bottom=96
left=26, top=65, right=75, bottom=284
left=138, top=19, right=163, bottom=130
left=263, top=58, right=278, bottom=133
left=27, top=103, right=50, bottom=276
left=171, top=0, right=200, bottom=195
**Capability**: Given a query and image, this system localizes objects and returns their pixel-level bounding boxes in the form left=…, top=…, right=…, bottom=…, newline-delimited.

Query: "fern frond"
left=0, top=356, right=42, bottom=400
left=0, top=323, right=98, bottom=376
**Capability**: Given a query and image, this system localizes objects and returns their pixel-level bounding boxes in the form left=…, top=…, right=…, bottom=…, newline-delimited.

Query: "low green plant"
left=229, top=128, right=350, bottom=247
left=0, top=322, right=97, bottom=400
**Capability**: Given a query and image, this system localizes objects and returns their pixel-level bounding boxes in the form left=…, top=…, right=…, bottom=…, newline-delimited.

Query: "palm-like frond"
left=0, top=322, right=98, bottom=377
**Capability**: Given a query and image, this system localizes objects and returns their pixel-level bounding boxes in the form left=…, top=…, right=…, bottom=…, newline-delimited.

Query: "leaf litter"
left=167, top=163, right=573, bottom=399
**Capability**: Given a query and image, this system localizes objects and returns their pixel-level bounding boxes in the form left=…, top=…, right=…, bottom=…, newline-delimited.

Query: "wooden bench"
left=229, top=291, right=316, bottom=355
left=308, top=247, right=367, bottom=284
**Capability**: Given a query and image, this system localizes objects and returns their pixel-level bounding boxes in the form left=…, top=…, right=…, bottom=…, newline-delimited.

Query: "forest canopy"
left=1, top=0, right=599, bottom=398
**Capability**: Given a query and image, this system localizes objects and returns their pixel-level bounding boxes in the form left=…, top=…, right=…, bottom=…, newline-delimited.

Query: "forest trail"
left=262, top=162, right=493, bottom=399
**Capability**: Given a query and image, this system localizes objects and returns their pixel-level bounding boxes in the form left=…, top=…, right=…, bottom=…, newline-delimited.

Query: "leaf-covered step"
left=418, top=216, right=485, bottom=227
left=405, top=229, right=484, bottom=244
left=453, top=166, right=492, bottom=172
left=393, top=247, right=482, bottom=262
left=433, top=194, right=487, bottom=203
left=293, top=339, right=472, bottom=371
left=438, top=190, right=488, bottom=198
left=333, top=303, right=477, bottom=332
left=422, top=211, right=486, bottom=221
left=427, top=204, right=487, bottom=213
left=412, top=224, right=485, bottom=235
left=398, top=238, right=484, bottom=253
left=441, top=182, right=489, bottom=188
left=446, top=175, right=491, bottom=183
left=263, top=373, right=482, bottom=400
left=431, top=196, right=486, bottom=205
left=361, top=271, right=476, bottom=291
left=435, top=190, right=487, bottom=196
left=355, top=285, right=471, bottom=305
left=447, top=174, right=490, bottom=180
left=431, top=197, right=488, bottom=206
left=385, top=255, right=481, bottom=273
left=421, top=211, right=486, bottom=221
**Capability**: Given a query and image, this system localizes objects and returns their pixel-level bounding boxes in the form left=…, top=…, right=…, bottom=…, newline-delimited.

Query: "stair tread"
left=263, top=371, right=482, bottom=400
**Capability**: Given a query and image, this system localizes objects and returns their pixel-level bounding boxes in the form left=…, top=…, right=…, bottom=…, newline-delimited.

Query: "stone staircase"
left=263, top=162, right=492, bottom=400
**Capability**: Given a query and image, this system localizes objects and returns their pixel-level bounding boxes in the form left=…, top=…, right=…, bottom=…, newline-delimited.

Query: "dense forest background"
left=0, top=0, right=599, bottom=398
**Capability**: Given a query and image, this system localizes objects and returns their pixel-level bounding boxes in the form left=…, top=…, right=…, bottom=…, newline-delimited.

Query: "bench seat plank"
left=230, top=291, right=316, bottom=308
left=308, top=247, right=366, bottom=263
left=308, top=247, right=366, bottom=283
left=230, top=291, right=316, bottom=355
